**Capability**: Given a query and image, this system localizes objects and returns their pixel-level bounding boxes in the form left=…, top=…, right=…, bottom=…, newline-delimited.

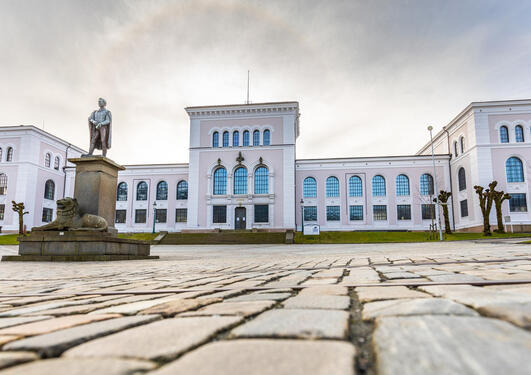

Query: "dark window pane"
left=254, top=205, right=268, bottom=223
left=233, top=167, right=248, bottom=195
left=6, top=147, right=13, bottom=162
left=395, top=175, right=410, bottom=196
left=326, top=206, right=340, bottom=221
left=506, top=157, right=524, bottom=182
left=420, top=174, right=434, bottom=195
left=213, top=205, right=227, bottom=223
left=397, top=204, right=411, bottom=220
left=349, top=205, right=363, bottom=220
left=372, top=176, right=386, bottom=196
left=155, top=208, right=167, bottom=223
left=421, top=204, right=435, bottom=220
left=303, top=177, right=317, bottom=198
left=253, top=130, right=260, bottom=146
left=156, top=181, right=168, bottom=200
left=175, top=208, right=187, bottom=222
left=233, top=131, right=239, bottom=147
left=135, top=209, right=147, bottom=223
left=460, top=200, right=468, bottom=217
left=509, top=193, right=527, bottom=212
left=223, top=131, right=229, bottom=147
left=45, top=153, right=51, bottom=167
left=0, top=174, right=7, bottom=195
left=54, top=156, right=60, bottom=170
left=44, top=180, right=55, bottom=200
left=176, top=180, right=188, bottom=200
left=303, top=206, right=317, bottom=221
left=326, top=177, right=339, bottom=197
left=0, top=204, right=5, bottom=220
left=115, top=209, right=126, bottom=223
left=117, top=182, right=128, bottom=201
left=136, top=182, right=148, bottom=201
left=349, top=176, right=362, bottom=197
left=243, top=131, right=250, bottom=146
left=254, top=167, right=268, bottom=194
left=515, top=125, right=524, bottom=142
left=212, top=132, right=219, bottom=147
left=458, top=168, right=467, bottom=191
left=373, top=205, right=387, bottom=220
left=42, top=208, right=53, bottom=223
left=263, top=130, right=271, bottom=145
left=213, top=168, right=227, bottom=195
left=500, top=126, right=509, bottom=143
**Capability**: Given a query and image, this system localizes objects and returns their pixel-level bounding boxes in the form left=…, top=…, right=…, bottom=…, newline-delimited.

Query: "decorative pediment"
left=236, top=152, right=244, bottom=164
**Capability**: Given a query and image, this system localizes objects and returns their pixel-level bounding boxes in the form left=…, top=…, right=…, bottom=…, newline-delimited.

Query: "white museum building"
left=0, top=99, right=530, bottom=233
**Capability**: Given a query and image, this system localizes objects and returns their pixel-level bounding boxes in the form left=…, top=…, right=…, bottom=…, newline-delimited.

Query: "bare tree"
left=11, top=201, right=29, bottom=235
left=474, top=182, right=496, bottom=236
left=490, top=182, right=511, bottom=233
left=434, top=190, right=452, bottom=234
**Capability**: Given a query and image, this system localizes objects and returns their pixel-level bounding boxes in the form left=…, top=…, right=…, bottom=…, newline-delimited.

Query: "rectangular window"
left=175, top=208, right=187, bottom=223
left=421, top=204, right=435, bottom=220
left=303, top=206, right=317, bottom=221
left=373, top=205, right=387, bottom=221
left=254, top=205, right=269, bottom=223
left=42, top=207, right=53, bottom=223
left=135, top=209, right=147, bottom=223
left=0, top=204, right=4, bottom=220
left=326, top=206, right=340, bottom=221
left=349, top=205, right=363, bottom=221
left=213, top=205, right=227, bottom=223
left=155, top=208, right=167, bottom=223
left=397, top=204, right=411, bottom=220
left=509, top=193, right=528, bottom=212
left=115, top=209, right=126, bottom=224
left=460, top=200, right=468, bottom=217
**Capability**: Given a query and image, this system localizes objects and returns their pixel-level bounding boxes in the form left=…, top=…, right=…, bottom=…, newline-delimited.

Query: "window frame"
left=243, top=130, right=250, bottom=146
left=135, top=209, right=147, bottom=223
left=213, top=167, right=227, bottom=195
left=397, top=204, right=412, bottom=220
left=373, top=205, right=387, bottom=221
left=348, top=176, right=363, bottom=197
left=509, top=193, right=527, bottom=212
left=156, top=181, right=168, bottom=200
left=213, top=205, right=227, bottom=223
left=44, top=179, right=55, bottom=200
left=500, top=126, right=509, bottom=143
left=395, top=174, right=410, bottom=196
left=325, top=176, right=340, bottom=198
left=222, top=131, right=229, bottom=147
left=233, top=167, right=248, bottom=195
left=175, top=208, right=187, bottom=222
left=253, top=130, right=260, bottom=146
left=232, top=131, right=239, bottom=147
left=515, top=125, right=524, bottom=142
left=45, top=153, right=51, bottom=168
left=372, top=175, right=386, bottom=196
left=420, top=173, right=434, bottom=196
left=458, top=167, right=467, bottom=191
left=326, top=205, right=340, bottom=221
left=303, top=177, right=317, bottom=198
left=115, top=209, right=126, bottom=224
left=349, top=205, right=363, bottom=221
left=254, top=204, right=269, bottom=223
left=212, top=131, right=219, bottom=147
left=136, top=181, right=148, bottom=201
left=506, top=157, right=524, bottom=183
left=263, top=129, right=271, bottom=146
left=176, top=180, right=188, bottom=200
left=303, top=206, right=317, bottom=221
left=254, top=166, right=268, bottom=194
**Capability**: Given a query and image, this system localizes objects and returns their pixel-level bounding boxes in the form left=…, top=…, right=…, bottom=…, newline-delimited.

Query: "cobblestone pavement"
left=0, top=240, right=530, bottom=374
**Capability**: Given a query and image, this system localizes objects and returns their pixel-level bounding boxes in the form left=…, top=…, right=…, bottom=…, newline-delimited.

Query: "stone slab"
left=3, top=315, right=160, bottom=357
left=356, top=286, right=429, bottom=302
left=180, top=300, right=275, bottom=317
left=0, top=352, right=39, bottom=370
left=0, top=317, right=52, bottom=329
left=282, top=295, right=350, bottom=310
left=150, top=339, right=355, bottom=375
left=88, top=295, right=181, bottom=315
left=0, top=335, right=21, bottom=346
left=0, top=358, right=155, bottom=375
left=298, top=285, right=348, bottom=296
left=64, top=316, right=241, bottom=361
left=362, top=298, right=478, bottom=320
left=477, top=302, right=531, bottom=329
left=139, top=298, right=221, bottom=317
left=231, top=309, right=349, bottom=339
left=227, top=293, right=291, bottom=302
left=373, top=316, right=531, bottom=375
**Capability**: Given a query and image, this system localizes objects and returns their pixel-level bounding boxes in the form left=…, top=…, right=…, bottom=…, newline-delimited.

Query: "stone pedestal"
left=69, top=156, right=124, bottom=228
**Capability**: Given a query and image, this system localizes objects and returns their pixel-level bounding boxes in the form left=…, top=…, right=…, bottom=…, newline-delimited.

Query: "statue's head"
left=98, top=98, right=107, bottom=108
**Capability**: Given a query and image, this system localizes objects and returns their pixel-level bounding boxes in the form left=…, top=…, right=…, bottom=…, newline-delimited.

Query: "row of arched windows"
left=116, top=181, right=189, bottom=201
left=303, top=174, right=435, bottom=198
left=212, top=129, right=271, bottom=147
left=0, top=148, right=14, bottom=163
left=44, top=153, right=61, bottom=170
left=454, top=157, right=524, bottom=192
left=213, top=166, right=269, bottom=195
left=500, top=125, right=525, bottom=143
left=453, top=136, right=465, bottom=157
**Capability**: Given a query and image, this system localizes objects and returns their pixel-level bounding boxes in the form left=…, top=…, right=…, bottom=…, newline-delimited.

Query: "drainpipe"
left=62, top=143, right=72, bottom=198
left=443, top=127, right=456, bottom=230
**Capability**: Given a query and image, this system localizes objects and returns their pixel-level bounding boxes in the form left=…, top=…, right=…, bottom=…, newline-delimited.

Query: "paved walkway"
left=0, top=240, right=530, bottom=374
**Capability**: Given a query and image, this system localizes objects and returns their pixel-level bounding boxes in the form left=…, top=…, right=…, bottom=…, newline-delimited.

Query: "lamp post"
left=300, top=198, right=304, bottom=244
left=428, top=126, right=443, bottom=241
left=152, top=201, right=157, bottom=234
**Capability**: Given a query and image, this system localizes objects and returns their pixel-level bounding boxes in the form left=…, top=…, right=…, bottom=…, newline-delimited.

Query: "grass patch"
left=0, top=234, right=22, bottom=245
left=294, top=231, right=531, bottom=244
left=117, top=232, right=159, bottom=241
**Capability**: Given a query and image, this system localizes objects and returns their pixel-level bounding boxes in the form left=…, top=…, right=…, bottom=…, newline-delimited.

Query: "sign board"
left=504, top=215, right=511, bottom=223
left=304, top=224, right=320, bottom=236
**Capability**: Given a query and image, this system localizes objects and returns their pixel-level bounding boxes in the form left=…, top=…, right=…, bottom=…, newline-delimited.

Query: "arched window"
left=372, top=175, right=386, bottom=196
left=326, top=176, right=340, bottom=197
left=515, top=125, right=524, bottom=142
left=213, top=167, right=227, bottom=195
left=454, top=141, right=459, bottom=157
left=460, top=136, right=465, bottom=153
left=458, top=168, right=466, bottom=191
left=212, top=132, right=219, bottom=147
left=116, top=182, right=128, bottom=201
left=156, top=181, right=168, bottom=200
left=6, top=147, right=13, bottom=162
left=263, top=130, right=271, bottom=146
left=243, top=130, right=250, bottom=146
left=233, top=131, right=239, bottom=147
left=0, top=173, right=6, bottom=195
left=44, top=179, right=55, bottom=200
left=176, top=180, right=188, bottom=200
left=45, top=153, right=51, bottom=168
left=253, top=130, right=260, bottom=146
left=233, top=167, right=248, bottom=195
left=395, top=174, right=410, bottom=196
left=136, top=181, right=148, bottom=201
left=254, top=166, right=268, bottom=194
left=506, top=157, right=524, bottom=182
left=303, top=177, right=317, bottom=198
left=348, top=176, right=363, bottom=197
left=222, top=131, right=229, bottom=147
left=420, top=173, right=434, bottom=195
left=500, top=126, right=509, bottom=143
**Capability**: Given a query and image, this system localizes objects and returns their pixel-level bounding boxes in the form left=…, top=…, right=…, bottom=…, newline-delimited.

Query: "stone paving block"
left=231, top=309, right=349, bottom=339
left=150, top=339, right=355, bottom=375
left=0, top=352, right=39, bottom=370
left=87, top=294, right=181, bottom=315
left=139, top=298, right=221, bottom=317
left=197, top=289, right=244, bottom=299
left=477, top=302, right=531, bottom=329
left=282, top=295, right=350, bottom=310
left=227, top=293, right=291, bottom=302
left=298, top=285, right=348, bottom=296
left=0, top=358, right=156, bottom=375
left=0, top=316, right=51, bottom=329
left=64, top=316, right=241, bottom=361
left=373, top=315, right=531, bottom=375
left=0, top=300, right=94, bottom=317
left=427, top=273, right=484, bottom=282
left=362, top=298, right=478, bottom=320
left=0, top=314, right=119, bottom=336
left=383, top=271, right=422, bottom=279
left=180, top=300, right=275, bottom=317
left=299, top=278, right=338, bottom=286
left=3, top=315, right=160, bottom=357
left=356, top=286, right=430, bottom=302
left=340, top=268, right=380, bottom=284
left=313, top=269, right=344, bottom=278
left=0, top=335, right=21, bottom=346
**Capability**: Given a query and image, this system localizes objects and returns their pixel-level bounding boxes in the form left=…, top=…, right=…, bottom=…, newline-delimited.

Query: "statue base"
left=2, top=231, right=158, bottom=261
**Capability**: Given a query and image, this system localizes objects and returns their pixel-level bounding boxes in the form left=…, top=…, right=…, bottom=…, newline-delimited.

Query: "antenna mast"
left=246, top=70, right=250, bottom=104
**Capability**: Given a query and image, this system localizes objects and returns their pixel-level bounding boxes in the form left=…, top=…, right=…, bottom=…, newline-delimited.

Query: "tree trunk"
left=482, top=210, right=491, bottom=236
left=442, top=205, right=451, bottom=234
left=18, top=215, right=23, bottom=235
left=495, top=201, right=505, bottom=233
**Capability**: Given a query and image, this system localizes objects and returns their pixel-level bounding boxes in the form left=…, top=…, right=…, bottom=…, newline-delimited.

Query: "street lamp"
left=428, top=125, right=443, bottom=241
left=300, top=198, right=304, bottom=232
left=152, top=201, right=157, bottom=234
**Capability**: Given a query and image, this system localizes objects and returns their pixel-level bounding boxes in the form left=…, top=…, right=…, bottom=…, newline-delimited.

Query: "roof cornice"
left=185, top=101, right=299, bottom=117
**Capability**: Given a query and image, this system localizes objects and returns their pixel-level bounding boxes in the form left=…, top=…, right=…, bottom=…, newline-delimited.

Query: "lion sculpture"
left=33, top=197, right=108, bottom=232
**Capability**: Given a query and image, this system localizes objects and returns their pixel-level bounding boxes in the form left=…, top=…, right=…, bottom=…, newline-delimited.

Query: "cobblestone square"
left=0, top=240, right=530, bottom=374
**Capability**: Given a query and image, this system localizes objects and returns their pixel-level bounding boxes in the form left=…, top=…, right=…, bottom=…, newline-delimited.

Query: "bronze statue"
left=87, top=98, right=112, bottom=157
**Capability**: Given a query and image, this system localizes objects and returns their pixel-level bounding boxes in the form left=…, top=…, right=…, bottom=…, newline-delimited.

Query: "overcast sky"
left=1, top=0, right=531, bottom=164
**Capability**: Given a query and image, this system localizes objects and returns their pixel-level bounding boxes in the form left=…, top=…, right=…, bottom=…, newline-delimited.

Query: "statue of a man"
left=87, top=98, right=112, bottom=157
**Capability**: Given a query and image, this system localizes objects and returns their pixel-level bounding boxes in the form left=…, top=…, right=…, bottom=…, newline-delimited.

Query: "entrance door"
left=235, top=207, right=246, bottom=230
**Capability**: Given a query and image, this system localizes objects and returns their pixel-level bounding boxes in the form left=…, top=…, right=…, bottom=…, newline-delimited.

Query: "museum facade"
left=0, top=99, right=530, bottom=233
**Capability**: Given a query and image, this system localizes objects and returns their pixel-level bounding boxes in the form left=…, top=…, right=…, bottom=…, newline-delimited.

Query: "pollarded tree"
left=474, top=182, right=496, bottom=236
left=11, top=201, right=29, bottom=235
left=491, top=183, right=511, bottom=233
left=434, top=190, right=452, bottom=234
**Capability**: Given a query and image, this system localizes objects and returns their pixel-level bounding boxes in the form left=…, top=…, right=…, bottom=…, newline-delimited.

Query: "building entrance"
left=235, top=207, right=246, bottom=230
